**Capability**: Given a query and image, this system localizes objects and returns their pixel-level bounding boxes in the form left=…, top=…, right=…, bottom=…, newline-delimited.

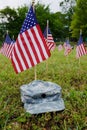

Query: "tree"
left=0, top=3, right=72, bottom=42
left=0, top=6, right=28, bottom=41
left=70, top=0, right=87, bottom=39
left=60, top=0, right=76, bottom=13
left=50, top=12, right=68, bottom=41
left=35, top=3, right=50, bottom=31
left=35, top=3, right=70, bottom=41
left=59, top=0, right=76, bottom=40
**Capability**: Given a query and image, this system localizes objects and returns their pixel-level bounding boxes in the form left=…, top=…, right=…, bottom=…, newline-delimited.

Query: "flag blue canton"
left=48, top=28, right=51, bottom=34
left=43, top=28, right=47, bottom=38
left=20, top=6, right=38, bottom=34
left=12, top=39, right=15, bottom=43
left=5, top=34, right=12, bottom=44
left=77, top=35, right=83, bottom=45
left=43, top=27, right=51, bottom=38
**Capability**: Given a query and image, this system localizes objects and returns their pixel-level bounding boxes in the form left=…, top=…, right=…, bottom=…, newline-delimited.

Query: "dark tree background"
left=0, top=0, right=87, bottom=45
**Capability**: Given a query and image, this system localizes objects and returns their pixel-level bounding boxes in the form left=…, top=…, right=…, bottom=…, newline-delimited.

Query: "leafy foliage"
left=70, top=0, right=87, bottom=38
left=60, top=0, right=76, bottom=13
left=0, top=4, right=73, bottom=43
left=0, top=6, right=28, bottom=40
left=0, top=47, right=87, bottom=130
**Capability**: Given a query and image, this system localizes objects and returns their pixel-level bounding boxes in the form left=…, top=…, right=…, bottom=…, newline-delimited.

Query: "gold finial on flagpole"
left=80, top=29, right=82, bottom=35
left=32, top=0, right=35, bottom=5
left=6, top=30, right=8, bottom=34
left=12, top=35, right=14, bottom=40
left=32, top=0, right=35, bottom=11
left=47, top=20, right=49, bottom=25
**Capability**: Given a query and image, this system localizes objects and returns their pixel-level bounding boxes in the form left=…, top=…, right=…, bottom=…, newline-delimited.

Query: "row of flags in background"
left=0, top=5, right=87, bottom=74
left=58, top=35, right=87, bottom=58
left=76, top=34, right=87, bottom=58
left=43, top=24, right=56, bottom=51
left=63, top=39, right=72, bottom=56
left=0, top=5, right=56, bottom=74
left=58, top=39, right=72, bottom=55
left=0, top=34, right=15, bottom=59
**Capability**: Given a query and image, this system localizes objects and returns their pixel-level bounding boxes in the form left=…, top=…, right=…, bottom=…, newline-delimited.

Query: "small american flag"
left=64, top=39, right=72, bottom=56
left=43, top=27, right=56, bottom=51
left=76, top=34, right=87, bottom=58
left=11, top=6, right=51, bottom=73
left=0, top=34, right=15, bottom=59
left=58, top=44, right=63, bottom=51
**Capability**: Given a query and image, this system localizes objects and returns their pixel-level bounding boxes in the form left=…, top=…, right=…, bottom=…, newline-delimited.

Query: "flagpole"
left=32, top=0, right=35, bottom=11
left=46, top=20, right=49, bottom=72
left=32, top=0, right=37, bottom=80
left=79, top=29, right=82, bottom=68
left=47, top=20, right=49, bottom=38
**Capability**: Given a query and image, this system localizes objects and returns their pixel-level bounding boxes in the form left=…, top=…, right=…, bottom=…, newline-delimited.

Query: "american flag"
left=58, top=44, right=63, bottom=51
left=76, top=34, right=87, bottom=58
left=64, top=39, right=72, bottom=56
left=0, top=34, right=15, bottom=59
left=11, top=6, right=51, bottom=73
left=43, top=27, right=56, bottom=51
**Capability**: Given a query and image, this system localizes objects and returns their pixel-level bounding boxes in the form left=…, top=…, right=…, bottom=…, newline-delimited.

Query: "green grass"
left=0, top=47, right=87, bottom=130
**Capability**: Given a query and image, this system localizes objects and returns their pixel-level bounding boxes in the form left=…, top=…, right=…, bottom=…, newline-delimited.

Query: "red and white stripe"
left=58, top=44, right=63, bottom=51
left=46, top=34, right=56, bottom=51
left=76, top=43, right=86, bottom=58
left=11, top=25, right=51, bottom=73
left=1, top=42, right=15, bottom=59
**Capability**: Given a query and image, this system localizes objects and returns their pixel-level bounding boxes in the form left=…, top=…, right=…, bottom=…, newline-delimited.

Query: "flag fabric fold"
left=0, top=34, right=15, bottom=59
left=11, top=6, right=51, bottom=73
left=43, top=27, right=56, bottom=51
left=76, top=34, right=87, bottom=58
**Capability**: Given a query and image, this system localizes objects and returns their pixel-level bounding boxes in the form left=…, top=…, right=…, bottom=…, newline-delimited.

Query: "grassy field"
left=0, top=47, right=87, bottom=130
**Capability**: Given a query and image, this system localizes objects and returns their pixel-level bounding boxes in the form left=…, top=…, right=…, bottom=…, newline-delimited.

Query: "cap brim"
left=24, top=98, right=65, bottom=114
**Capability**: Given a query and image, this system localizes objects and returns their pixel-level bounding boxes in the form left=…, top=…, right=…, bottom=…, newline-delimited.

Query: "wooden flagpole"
left=32, top=0, right=37, bottom=80
left=78, top=29, right=82, bottom=68
left=65, top=37, right=69, bottom=68
left=47, top=20, right=49, bottom=39
left=46, top=20, right=49, bottom=72
left=32, top=0, right=35, bottom=11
